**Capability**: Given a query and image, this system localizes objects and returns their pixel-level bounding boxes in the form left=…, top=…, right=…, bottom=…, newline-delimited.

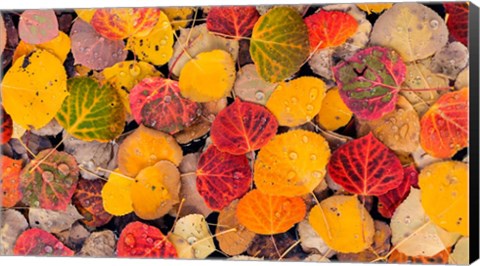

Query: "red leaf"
left=420, top=88, right=468, bottom=158
left=13, top=228, right=74, bottom=256
left=207, top=6, right=260, bottom=39
left=304, top=10, right=358, bottom=50
left=72, top=178, right=113, bottom=228
left=130, top=77, right=200, bottom=134
left=196, top=145, right=252, bottom=210
left=91, top=8, right=161, bottom=40
left=70, top=19, right=127, bottom=70
left=20, top=149, right=79, bottom=211
left=1, top=155, right=23, bottom=208
left=327, top=132, right=404, bottom=196
left=2, top=106, right=12, bottom=144
left=333, top=46, right=406, bottom=120
left=117, top=221, right=178, bottom=258
left=18, top=10, right=58, bottom=44
left=444, top=3, right=469, bottom=46
left=211, top=98, right=278, bottom=155
left=378, top=164, right=419, bottom=218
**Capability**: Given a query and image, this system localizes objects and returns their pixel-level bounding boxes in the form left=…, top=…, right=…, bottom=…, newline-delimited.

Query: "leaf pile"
left=0, top=3, right=470, bottom=263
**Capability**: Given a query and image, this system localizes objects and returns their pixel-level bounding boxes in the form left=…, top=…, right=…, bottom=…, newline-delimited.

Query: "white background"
left=0, top=0, right=479, bottom=265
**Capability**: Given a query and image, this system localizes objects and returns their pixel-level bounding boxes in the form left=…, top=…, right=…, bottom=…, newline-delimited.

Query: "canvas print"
left=0, top=2, right=475, bottom=264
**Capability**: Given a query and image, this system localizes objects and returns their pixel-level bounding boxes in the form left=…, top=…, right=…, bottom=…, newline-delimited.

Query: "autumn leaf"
left=117, top=125, right=183, bottom=177
left=333, top=46, right=406, bottom=120
left=196, top=145, right=252, bottom=210
left=13, top=228, right=74, bottom=256
left=206, top=6, right=260, bottom=39
left=18, top=10, right=59, bottom=44
left=130, top=77, right=200, bottom=134
left=126, top=10, right=174, bottom=65
left=309, top=195, right=375, bottom=253
left=179, top=50, right=236, bottom=102
left=211, top=98, right=278, bottom=155
left=266, top=76, right=326, bottom=127
left=101, top=169, right=134, bottom=216
left=56, top=77, right=125, bottom=142
left=449, top=237, right=469, bottom=264
left=1, top=50, right=68, bottom=129
left=317, top=87, right=352, bottom=131
left=28, top=204, right=83, bottom=233
left=173, top=214, right=215, bottom=258
left=1, top=155, right=23, bottom=208
left=117, top=221, right=178, bottom=258
left=304, top=10, right=358, bottom=51
left=0, top=210, right=29, bottom=255
left=75, top=9, right=96, bottom=23
left=236, top=189, right=306, bottom=235
left=378, top=164, right=419, bottom=218
left=388, top=249, right=450, bottom=264
left=162, top=7, right=194, bottom=31
left=420, top=88, right=468, bottom=158
left=233, top=64, right=277, bottom=105
left=250, top=7, right=309, bottom=82
left=20, top=149, right=79, bottom=211
left=327, top=132, right=404, bottom=196
left=444, top=3, right=469, bottom=47
left=130, top=160, right=180, bottom=220
left=1, top=107, right=12, bottom=144
left=73, top=179, right=113, bottom=228
left=356, top=3, right=393, bottom=14
left=419, top=161, right=468, bottom=236
left=370, top=3, right=448, bottom=62
left=70, top=19, right=127, bottom=70
left=91, top=8, right=161, bottom=40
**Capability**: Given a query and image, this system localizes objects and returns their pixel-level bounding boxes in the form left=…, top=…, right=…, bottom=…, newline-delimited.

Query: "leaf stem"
left=96, top=167, right=135, bottom=181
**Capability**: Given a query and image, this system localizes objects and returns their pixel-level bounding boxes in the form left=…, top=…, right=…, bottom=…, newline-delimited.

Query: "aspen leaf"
left=18, top=10, right=58, bottom=45
left=13, top=228, right=74, bottom=256
left=117, top=125, right=183, bottom=177
left=250, top=7, right=309, bottom=82
left=206, top=6, right=260, bottom=39
left=1, top=50, right=68, bottom=129
left=419, top=161, right=468, bottom=236
left=246, top=231, right=304, bottom=260
left=370, top=3, right=448, bottom=62
left=13, top=32, right=71, bottom=63
left=101, top=169, right=134, bottom=216
left=1, top=107, right=12, bottom=144
left=162, top=7, right=194, bottom=31
left=126, top=11, right=174, bottom=65
left=131, top=160, right=180, bottom=220
left=255, top=130, right=330, bottom=197
left=455, top=67, right=469, bottom=90
left=167, top=234, right=194, bottom=259
left=173, top=214, right=215, bottom=259
left=237, top=189, right=306, bottom=235
left=91, top=8, right=161, bottom=40
left=179, top=50, right=235, bottom=102
left=388, top=249, right=450, bottom=264
left=356, top=3, right=393, bottom=14
left=444, top=3, right=469, bottom=46
left=168, top=24, right=239, bottom=77
left=75, top=9, right=96, bottom=23
left=317, top=87, right=352, bottom=131
left=1, top=155, right=23, bottom=208
left=430, top=42, right=468, bottom=80
left=420, top=89, right=468, bottom=159
left=56, top=77, right=126, bottom=142
left=117, top=221, right=177, bottom=258
left=28, top=204, right=83, bottom=234
left=0, top=210, right=29, bottom=255
left=266, top=77, right=326, bottom=127
left=233, top=64, right=277, bottom=105
left=309, top=195, right=375, bottom=253
left=73, top=179, right=113, bottom=228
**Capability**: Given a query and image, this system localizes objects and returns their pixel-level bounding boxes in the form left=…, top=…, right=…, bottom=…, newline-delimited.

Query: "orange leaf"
left=304, top=10, right=358, bottom=50
left=420, top=88, right=468, bottom=158
left=236, top=189, right=306, bottom=235
left=1, top=155, right=22, bottom=208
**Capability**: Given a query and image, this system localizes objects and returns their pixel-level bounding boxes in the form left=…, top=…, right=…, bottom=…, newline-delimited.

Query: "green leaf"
left=250, top=7, right=309, bottom=83
left=56, top=77, right=125, bottom=142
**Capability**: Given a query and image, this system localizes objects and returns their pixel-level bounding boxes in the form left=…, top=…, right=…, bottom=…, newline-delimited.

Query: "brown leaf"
left=79, top=230, right=116, bottom=257
left=247, top=231, right=306, bottom=260
left=0, top=210, right=29, bottom=255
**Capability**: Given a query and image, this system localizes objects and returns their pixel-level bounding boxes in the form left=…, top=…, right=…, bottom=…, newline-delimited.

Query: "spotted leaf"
left=73, top=178, right=113, bottom=228
left=1, top=155, right=23, bottom=208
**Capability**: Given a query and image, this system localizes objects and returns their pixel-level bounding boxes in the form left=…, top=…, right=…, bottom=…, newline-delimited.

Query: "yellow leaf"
left=13, top=32, right=71, bottom=63
left=309, top=195, right=375, bottom=253
left=254, top=129, right=331, bottom=197
left=179, top=50, right=235, bottom=102
left=419, top=161, right=468, bottom=236
left=357, top=3, right=393, bottom=14
left=1, top=50, right=68, bottom=129
left=130, top=160, right=180, bottom=220
left=449, top=237, right=469, bottom=264
left=127, top=11, right=174, bottom=65
left=167, top=233, right=195, bottom=259
left=102, top=61, right=162, bottom=113
left=11, top=121, right=26, bottom=139
left=75, top=9, right=96, bottom=23
left=317, top=87, right=352, bottom=131
left=266, top=77, right=326, bottom=127
left=162, top=7, right=194, bottom=31
left=117, top=125, right=183, bottom=177
left=173, top=214, right=215, bottom=258
left=101, top=169, right=134, bottom=216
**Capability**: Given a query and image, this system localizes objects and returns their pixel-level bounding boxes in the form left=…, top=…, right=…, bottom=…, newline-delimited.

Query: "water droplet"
left=164, top=95, right=172, bottom=103
left=306, top=104, right=314, bottom=112
left=274, top=212, right=281, bottom=218
left=391, top=125, right=399, bottom=132
left=291, top=97, right=298, bottom=104
left=302, top=135, right=308, bottom=143
left=309, top=88, right=318, bottom=100
left=310, top=154, right=317, bottom=161
left=159, top=39, right=167, bottom=46
left=130, top=65, right=141, bottom=76
left=255, top=91, right=265, bottom=101
left=312, top=171, right=322, bottom=178
left=54, top=242, right=64, bottom=250
left=233, top=171, right=241, bottom=180
left=44, top=245, right=53, bottom=253
left=162, top=21, right=170, bottom=29
left=33, top=200, right=40, bottom=207
left=187, top=236, right=197, bottom=244
left=124, top=233, right=136, bottom=247
left=42, top=171, right=55, bottom=182
left=84, top=199, right=90, bottom=206
left=119, top=71, right=126, bottom=77
left=289, top=152, right=298, bottom=160
left=58, top=163, right=70, bottom=175
left=287, top=171, right=296, bottom=181
left=429, top=19, right=439, bottom=29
